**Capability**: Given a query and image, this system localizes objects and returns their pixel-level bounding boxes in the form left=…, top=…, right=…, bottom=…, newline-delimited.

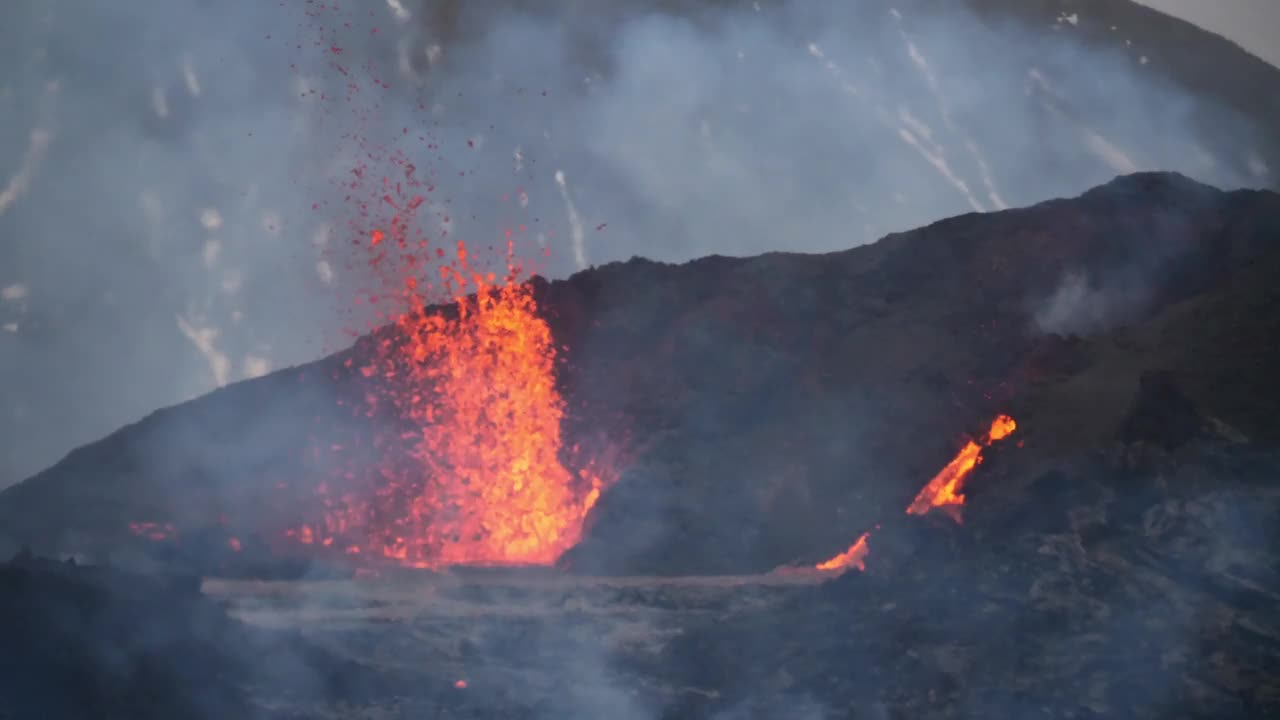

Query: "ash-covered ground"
left=3, top=170, right=1279, bottom=718
left=11, top=433, right=1278, bottom=720
left=201, top=442, right=1280, bottom=720
left=206, top=571, right=823, bottom=719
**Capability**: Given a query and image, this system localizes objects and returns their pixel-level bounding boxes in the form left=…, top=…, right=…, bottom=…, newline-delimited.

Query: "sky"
left=0, top=0, right=1277, bottom=489
left=1138, top=0, right=1280, bottom=67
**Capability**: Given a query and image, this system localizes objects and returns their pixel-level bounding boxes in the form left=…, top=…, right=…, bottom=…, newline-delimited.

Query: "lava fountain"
left=374, top=240, right=605, bottom=567
left=292, top=208, right=607, bottom=568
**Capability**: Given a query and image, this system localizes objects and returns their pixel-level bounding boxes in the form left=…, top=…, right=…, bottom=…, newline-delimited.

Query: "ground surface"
left=2, top=173, right=1277, bottom=718
left=201, top=446, right=1280, bottom=720
left=206, top=570, right=824, bottom=719
left=8, top=431, right=1277, bottom=720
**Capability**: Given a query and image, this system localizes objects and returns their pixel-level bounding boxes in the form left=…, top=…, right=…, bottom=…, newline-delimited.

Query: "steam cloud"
left=0, top=0, right=1272, bottom=490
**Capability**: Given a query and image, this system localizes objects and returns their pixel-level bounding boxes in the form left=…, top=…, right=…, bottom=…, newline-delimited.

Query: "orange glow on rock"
left=815, top=532, right=869, bottom=572
left=814, top=414, right=1018, bottom=574
left=906, top=414, right=1017, bottom=518
left=905, top=439, right=984, bottom=516
left=987, top=414, right=1017, bottom=442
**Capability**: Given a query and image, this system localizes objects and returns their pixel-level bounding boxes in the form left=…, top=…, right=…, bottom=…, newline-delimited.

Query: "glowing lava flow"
left=813, top=414, right=1017, bottom=573
left=906, top=414, right=1016, bottom=517
left=814, top=532, right=869, bottom=572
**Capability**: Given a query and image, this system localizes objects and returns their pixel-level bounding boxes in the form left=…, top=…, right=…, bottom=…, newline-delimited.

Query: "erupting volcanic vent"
left=813, top=414, right=1017, bottom=572
left=382, top=255, right=604, bottom=567
left=263, top=1, right=616, bottom=570
left=292, top=231, right=606, bottom=568
left=270, top=137, right=611, bottom=570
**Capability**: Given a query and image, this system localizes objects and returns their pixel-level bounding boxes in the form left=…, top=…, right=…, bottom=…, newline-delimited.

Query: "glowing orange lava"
left=813, top=414, right=1017, bottom=573
left=291, top=230, right=607, bottom=568
left=381, top=244, right=603, bottom=566
left=815, top=532, right=869, bottom=572
left=906, top=414, right=1017, bottom=517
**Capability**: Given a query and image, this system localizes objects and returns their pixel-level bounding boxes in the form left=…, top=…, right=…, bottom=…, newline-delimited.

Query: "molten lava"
left=380, top=247, right=602, bottom=566
left=815, top=532, right=869, bottom=572
left=813, top=414, right=1017, bottom=572
left=906, top=414, right=1017, bottom=517
left=292, top=232, right=607, bottom=568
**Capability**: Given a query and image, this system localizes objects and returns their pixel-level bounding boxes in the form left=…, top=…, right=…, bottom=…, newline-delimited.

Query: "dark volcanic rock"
left=654, top=442, right=1280, bottom=719
left=1121, top=370, right=1206, bottom=450
left=0, top=555, right=249, bottom=719
left=559, top=172, right=1280, bottom=574
left=2, top=172, right=1279, bottom=576
left=0, top=554, right=394, bottom=719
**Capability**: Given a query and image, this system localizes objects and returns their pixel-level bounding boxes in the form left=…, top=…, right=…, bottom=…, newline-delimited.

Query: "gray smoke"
left=0, top=0, right=1272, bottom=489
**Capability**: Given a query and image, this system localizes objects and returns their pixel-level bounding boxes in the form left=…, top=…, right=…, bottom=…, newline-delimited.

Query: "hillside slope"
left=4, top=0, right=1280, bottom=495
left=1, top=172, right=1277, bottom=575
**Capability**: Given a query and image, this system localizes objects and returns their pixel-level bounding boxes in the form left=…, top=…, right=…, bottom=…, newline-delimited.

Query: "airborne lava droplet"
left=294, top=219, right=610, bottom=567
left=367, top=244, right=606, bottom=566
left=284, top=5, right=616, bottom=569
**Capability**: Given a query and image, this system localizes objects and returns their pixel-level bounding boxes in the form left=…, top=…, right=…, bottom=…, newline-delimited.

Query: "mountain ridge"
left=5, top=0, right=1280, bottom=493
left=3, top=170, right=1278, bottom=577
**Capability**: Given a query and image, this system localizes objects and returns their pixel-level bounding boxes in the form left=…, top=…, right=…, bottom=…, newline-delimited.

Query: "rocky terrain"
left=651, top=437, right=1280, bottom=718
left=0, top=551, right=360, bottom=719
left=554, top=171, right=1280, bottom=574
left=5, top=440, right=1277, bottom=718
left=2, top=171, right=1279, bottom=577
left=6, top=446, right=1279, bottom=720
left=0, top=171, right=1276, bottom=717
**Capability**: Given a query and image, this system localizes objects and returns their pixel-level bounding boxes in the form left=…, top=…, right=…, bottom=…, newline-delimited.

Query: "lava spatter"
left=280, top=5, right=611, bottom=569
left=292, top=229, right=607, bottom=568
